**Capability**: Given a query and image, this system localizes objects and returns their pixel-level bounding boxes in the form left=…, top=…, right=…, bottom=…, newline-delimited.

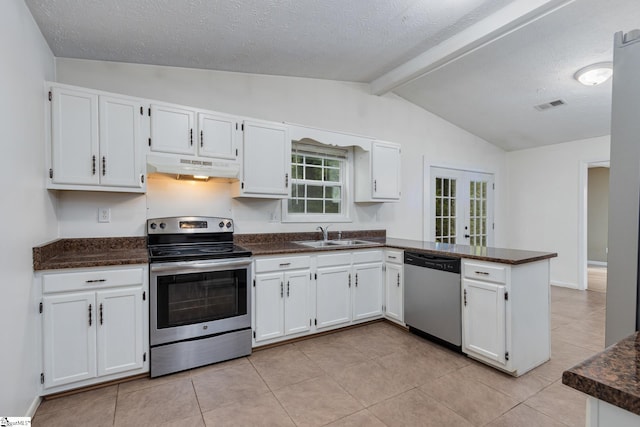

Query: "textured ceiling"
left=394, top=0, right=640, bottom=150
left=23, top=0, right=639, bottom=150
left=24, top=0, right=514, bottom=82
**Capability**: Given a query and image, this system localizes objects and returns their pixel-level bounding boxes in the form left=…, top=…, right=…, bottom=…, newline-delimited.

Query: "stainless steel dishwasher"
left=404, top=251, right=462, bottom=351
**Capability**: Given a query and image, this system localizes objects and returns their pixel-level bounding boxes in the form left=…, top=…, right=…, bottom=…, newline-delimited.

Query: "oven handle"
left=150, top=258, right=253, bottom=273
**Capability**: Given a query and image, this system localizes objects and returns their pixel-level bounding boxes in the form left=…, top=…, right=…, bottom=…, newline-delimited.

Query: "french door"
left=430, top=167, right=494, bottom=246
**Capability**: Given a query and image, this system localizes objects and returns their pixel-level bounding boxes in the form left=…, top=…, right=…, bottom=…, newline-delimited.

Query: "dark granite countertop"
left=563, top=332, right=640, bottom=416
left=33, top=237, right=148, bottom=271
left=33, top=231, right=556, bottom=271
left=238, top=232, right=556, bottom=265
left=384, top=238, right=557, bottom=265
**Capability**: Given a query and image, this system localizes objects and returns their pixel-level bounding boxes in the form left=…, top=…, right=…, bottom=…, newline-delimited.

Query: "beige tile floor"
left=33, top=285, right=605, bottom=427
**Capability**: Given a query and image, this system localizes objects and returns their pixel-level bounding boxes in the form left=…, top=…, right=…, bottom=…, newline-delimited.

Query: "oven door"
left=150, top=258, right=252, bottom=346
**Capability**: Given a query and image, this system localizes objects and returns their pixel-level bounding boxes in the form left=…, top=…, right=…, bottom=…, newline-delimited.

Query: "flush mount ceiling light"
left=574, top=62, right=613, bottom=86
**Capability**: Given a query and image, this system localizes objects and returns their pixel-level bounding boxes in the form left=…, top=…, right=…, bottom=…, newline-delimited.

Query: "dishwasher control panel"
left=404, top=252, right=460, bottom=274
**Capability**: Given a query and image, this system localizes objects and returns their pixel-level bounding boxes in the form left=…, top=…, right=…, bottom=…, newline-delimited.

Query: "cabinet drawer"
left=43, top=267, right=145, bottom=294
left=317, top=252, right=352, bottom=267
left=353, top=250, right=383, bottom=264
left=384, top=250, right=403, bottom=264
left=255, top=255, right=311, bottom=273
left=463, top=261, right=507, bottom=284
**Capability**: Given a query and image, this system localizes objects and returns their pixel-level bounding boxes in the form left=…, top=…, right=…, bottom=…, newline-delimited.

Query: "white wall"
left=587, top=167, right=609, bottom=263
left=0, top=0, right=56, bottom=416
left=54, top=59, right=507, bottom=243
left=506, top=135, right=610, bottom=288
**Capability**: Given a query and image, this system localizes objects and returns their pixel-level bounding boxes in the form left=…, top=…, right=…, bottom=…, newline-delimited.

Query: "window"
left=435, top=177, right=457, bottom=244
left=283, top=141, right=349, bottom=222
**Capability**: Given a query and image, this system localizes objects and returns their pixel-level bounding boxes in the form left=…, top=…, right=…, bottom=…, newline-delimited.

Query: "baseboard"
left=551, top=281, right=579, bottom=289
left=588, top=260, right=608, bottom=267
left=26, top=395, right=42, bottom=417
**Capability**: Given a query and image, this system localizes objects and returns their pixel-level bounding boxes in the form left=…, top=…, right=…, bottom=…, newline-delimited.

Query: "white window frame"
left=282, top=142, right=352, bottom=223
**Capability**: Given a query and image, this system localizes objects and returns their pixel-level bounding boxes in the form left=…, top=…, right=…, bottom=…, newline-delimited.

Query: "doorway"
left=580, top=160, right=609, bottom=291
left=587, top=166, right=609, bottom=292
left=427, top=166, right=495, bottom=246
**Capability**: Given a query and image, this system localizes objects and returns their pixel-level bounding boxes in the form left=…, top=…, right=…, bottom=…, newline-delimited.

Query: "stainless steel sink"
left=295, top=239, right=375, bottom=248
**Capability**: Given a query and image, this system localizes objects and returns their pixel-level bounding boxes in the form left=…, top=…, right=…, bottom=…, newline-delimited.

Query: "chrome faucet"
left=316, top=225, right=330, bottom=241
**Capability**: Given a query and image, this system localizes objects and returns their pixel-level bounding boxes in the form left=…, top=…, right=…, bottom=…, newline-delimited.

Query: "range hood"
left=147, top=154, right=240, bottom=180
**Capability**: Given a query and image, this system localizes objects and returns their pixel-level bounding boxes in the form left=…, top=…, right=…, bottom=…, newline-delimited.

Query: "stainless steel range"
left=147, top=216, right=252, bottom=377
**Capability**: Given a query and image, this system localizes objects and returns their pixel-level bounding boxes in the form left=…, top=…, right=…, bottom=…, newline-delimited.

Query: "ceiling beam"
left=369, top=0, right=576, bottom=96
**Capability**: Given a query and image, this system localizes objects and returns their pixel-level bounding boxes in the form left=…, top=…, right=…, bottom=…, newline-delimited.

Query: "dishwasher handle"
left=404, top=251, right=460, bottom=274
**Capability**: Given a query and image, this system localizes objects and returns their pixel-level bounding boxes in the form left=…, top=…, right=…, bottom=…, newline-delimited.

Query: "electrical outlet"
left=98, top=207, right=111, bottom=223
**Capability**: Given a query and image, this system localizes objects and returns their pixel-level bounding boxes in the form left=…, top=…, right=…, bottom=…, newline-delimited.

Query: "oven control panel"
left=147, top=216, right=234, bottom=234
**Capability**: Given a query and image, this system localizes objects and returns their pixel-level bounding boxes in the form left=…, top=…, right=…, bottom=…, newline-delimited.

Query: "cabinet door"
left=43, top=292, right=97, bottom=388
left=198, top=112, right=238, bottom=159
left=353, top=263, right=383, bottom=321
left=254, top=272, right=285, bottom=341
left=241, top=120, right=290, bottom=196
left=150, top=104, right=196, bottom=155
left=385, top=263, right=403, bottom=322
left=96, top=288, right=144, bottom=376
left=51, top=87, right=99, bottom=185
left=316, top=266, right=351, bottom=329
left=99, top=96, right=144, bottom=188
left=284, top=270, right=311, bottom=336
left=463, top=279, right=506, bottom=365
left=371, top=141, right=401, bottom=199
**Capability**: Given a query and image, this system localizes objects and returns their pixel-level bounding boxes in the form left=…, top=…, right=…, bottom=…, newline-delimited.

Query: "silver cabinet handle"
left=475, top=271, right=490, bottom=276
left=86, top=279, right=106, bottom=283
left=280, top=282, right=283, bottom=298
left=464, top=289, right=467, bottom=306
left=200, top=130, right=204, bottom=147
left=99, top=303, right=103, bottom=325
left=102, top=156, right=106, bottom=176
left=348, top=274, right=351, bottom=288
left=190, top=128, right=193, bottom=146
left=285, top=173, right=289, bottom=188
left=279, top=263, right=291, bottom=267
left=287, top=281, right=290, bottom=297
left=88, top=304, right=92, bottom=326
left=92, top=155, right=96, bottom=175
left=355, top=273, right=358, bottom=287
left=397, top=273, right=400, bottom=287
left=388, top=256, right=397, bottom=259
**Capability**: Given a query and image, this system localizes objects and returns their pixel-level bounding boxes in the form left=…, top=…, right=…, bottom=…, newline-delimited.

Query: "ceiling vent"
left=534, top=99, right=567, bottom=112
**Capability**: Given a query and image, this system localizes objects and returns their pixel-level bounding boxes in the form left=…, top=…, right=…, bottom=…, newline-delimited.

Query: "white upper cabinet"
left=234, top=119, right=291, bottom=198
left=49, top=85, right=146, bottom=192
left=51, top=87, right=99, bottom=186
left=354, top=140, right=401, bottom=202
left=198, top=112, right=238, bottom=159
left=99, top=96, right=145, bottom=188
left=150, top=104, right=196, bottom=155
left=149, top=103, right=240, bottom=161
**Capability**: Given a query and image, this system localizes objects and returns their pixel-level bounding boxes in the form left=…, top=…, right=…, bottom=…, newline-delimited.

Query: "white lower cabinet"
left=384, top=250, right=403, bottom=324
left=316, top=264, right=352, bottom=329
left=253, top=256, right=312, bottom=343
left=253, top=249, right=385, bottom=346
left=39, top=266, right=148, bottom=393
left=353, top=262, right=383, bottom=321
left=462, top=279, right=506, bottom=365
left=461, top=259, right=550, bottom=376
